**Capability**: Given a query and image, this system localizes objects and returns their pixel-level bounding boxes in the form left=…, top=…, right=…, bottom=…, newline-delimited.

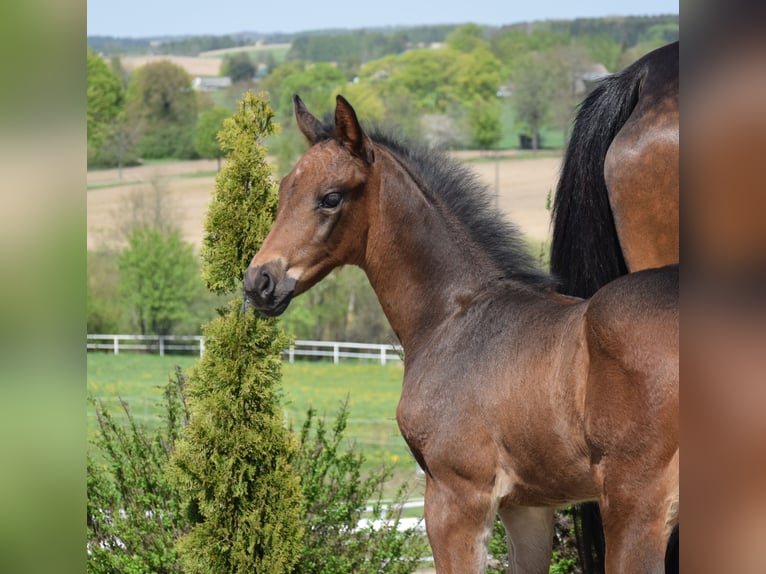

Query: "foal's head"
left=244, top=95, right=376, bottom=316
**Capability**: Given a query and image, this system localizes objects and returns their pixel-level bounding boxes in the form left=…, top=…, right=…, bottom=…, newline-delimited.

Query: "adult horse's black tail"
left=550, top=62, right=646, bottom=297
left=551, top=58, right=679, bottom=574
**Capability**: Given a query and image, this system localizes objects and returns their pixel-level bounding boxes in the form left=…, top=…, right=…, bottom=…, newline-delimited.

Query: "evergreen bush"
left=169, top=91, right=303, bottom=574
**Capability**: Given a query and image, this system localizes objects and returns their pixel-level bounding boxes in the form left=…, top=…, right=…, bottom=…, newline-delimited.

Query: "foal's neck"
left=361, top=150, right=503, bottom=354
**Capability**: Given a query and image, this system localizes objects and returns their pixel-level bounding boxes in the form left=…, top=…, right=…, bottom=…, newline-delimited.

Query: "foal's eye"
left=319, top=192, right=343, bottom=209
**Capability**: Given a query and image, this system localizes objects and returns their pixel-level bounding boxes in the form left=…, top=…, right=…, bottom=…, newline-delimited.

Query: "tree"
left=445, top=23, right=488, bottom=53
left=511, top=51, right=557, bottom=149
left=194, top=106, right=231, bottom=170
left=126, top=60, right=199, bottom=159
left=467, top=98, right=503, bottom=150
left=170, top=92, right=303, bottom=573
left=223, top=52, right=256, bottom=83
left=451, top=47, right=503, bottom=104
left=99, top=112, right=142, bottom=177
left=546, top=45, right=592, bottom=143
left=274, top=63, right=347, bottom=119
left=87, top=48, right=125, bottom=166
left=117, top=226, right=201, bottom=336
left=361, top=49, right=457, bottom=114
left=490, top=29, right=569, bottom=77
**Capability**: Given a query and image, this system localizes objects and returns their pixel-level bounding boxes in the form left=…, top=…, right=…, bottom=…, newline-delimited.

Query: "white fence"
left=86, top=334, right=403, bottom=365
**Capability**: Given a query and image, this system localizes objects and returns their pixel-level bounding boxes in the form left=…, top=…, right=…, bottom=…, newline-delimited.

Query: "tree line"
left=88, top=16, right=677, bottom=168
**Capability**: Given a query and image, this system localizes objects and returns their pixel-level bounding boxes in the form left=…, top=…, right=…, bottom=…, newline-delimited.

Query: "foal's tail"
left=550, top=62, right=646, bottom=297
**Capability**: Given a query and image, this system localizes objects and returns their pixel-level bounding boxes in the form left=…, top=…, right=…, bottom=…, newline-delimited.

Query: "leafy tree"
left=126, top=60, right=199, bottom=159
left=109, top=55, right=130, bottom=89
left=445, top=23, right=488, bottom=53
left=194, top=106, right=231, bottom=170
left=260, top=61, right=304, bottom=111
left=223, top=52, right=256, bottom=83
left=98, top=112, right=142, bottom=175
left=87, top=249, right=124, bottom=334
left=331, top=83, right=385, bottom=125
left=361, top=49, right=457, bottom=114
left=170, top=92, right=303, bottom=573
left=545, top=45, right=592, bottom=143
left=118, top=226, right=202, bottom=336
left=87, top=48, right=125, bottom=166
left=451, top=47, right=503, bottom=103
left=511, top=51, right=558, bottom=149
left=573, top=34, right=623, bottom=72
left=490, top=29, right=569, bottom=77
left=467, top=98, right=503, bottom=150
left=274, top=63, right=347, bottom=119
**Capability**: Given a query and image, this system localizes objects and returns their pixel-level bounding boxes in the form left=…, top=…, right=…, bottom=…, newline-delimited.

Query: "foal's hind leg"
left=595, top=450, right=679, bottom=574
left=423, top=474, right=496, bottom=573
left=497, top=505, right=554, bottom=574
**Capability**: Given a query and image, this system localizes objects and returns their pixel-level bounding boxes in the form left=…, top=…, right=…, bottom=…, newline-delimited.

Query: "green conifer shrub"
left=169, top=91, right=303, bottom=574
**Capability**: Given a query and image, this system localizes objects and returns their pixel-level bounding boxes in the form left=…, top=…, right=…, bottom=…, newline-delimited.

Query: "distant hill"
left=87, top=14, right=677, bottom=58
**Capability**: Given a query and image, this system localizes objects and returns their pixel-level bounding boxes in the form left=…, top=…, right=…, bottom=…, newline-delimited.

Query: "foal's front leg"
left=423, top=474, right=496, bottom=573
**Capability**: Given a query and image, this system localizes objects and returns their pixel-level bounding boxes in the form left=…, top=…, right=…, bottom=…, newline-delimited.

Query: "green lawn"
left=87, top=353, right=419, bottom=487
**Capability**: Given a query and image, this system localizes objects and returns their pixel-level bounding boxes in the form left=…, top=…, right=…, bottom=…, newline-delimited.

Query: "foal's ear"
left=294, top=94, right=323, bottom=145
left=335, top=95, right=374, bottom=164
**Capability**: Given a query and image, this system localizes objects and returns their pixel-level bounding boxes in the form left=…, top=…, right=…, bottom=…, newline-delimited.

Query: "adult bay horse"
left=550, top=41, right=679, bottom=573
left=551, top=40, right=679, bottom=297
left=244, top=95, right=679, bottom=573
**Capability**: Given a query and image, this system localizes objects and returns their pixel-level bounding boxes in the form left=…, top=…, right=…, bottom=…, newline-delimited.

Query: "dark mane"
left=312, top=118, right=553, bottom=291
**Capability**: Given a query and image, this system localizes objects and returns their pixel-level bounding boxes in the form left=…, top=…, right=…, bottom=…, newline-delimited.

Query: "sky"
left=87, top=0, right=678, bottom=38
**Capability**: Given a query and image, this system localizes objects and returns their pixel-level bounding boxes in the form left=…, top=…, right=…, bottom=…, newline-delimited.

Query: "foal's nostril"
left=244, top=266, right=275, bottom=302
left=258, top=269, right=275, bottom=299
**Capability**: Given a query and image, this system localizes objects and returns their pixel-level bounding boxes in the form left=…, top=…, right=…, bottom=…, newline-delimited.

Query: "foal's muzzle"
left=243, top=262, right=296, bottom=317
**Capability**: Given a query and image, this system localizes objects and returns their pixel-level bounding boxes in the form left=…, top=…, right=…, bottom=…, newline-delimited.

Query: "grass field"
left=87, top=353, right=421, bottom=491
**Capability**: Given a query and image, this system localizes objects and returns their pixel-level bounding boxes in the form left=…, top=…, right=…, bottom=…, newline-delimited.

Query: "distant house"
left=192, top=76, right=232, bottom=91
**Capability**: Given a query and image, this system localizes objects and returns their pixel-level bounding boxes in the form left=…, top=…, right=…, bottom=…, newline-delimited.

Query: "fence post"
left=199, top=337, right=205, bottom=358
left=159, top=336, right=165, bottom=357
left=289, top=344, right=295, bottom=364
left=333, top=343, right=339, bottom=365
left=380, top=345, right=387, bottom=366
left=113, top=335, right=119, bottom=355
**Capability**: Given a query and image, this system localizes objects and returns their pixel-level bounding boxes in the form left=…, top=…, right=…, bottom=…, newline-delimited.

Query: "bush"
left=87, top=366, right=427, bottom=573
left=87, top=367, right=190, bottom=574
left=293, top=400, right=428, bottom=573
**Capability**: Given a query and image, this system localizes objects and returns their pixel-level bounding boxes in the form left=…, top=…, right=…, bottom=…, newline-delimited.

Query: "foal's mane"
left=313, top=118, right=554, bottom=291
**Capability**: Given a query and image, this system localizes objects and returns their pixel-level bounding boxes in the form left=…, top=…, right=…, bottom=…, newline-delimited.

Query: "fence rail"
left=87, top=334, right=402, bottom=365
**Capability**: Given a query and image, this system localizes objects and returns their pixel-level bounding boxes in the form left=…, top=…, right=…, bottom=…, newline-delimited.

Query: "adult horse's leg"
left=423, top=474, right=496, bottom=573
left=497, top=505, right=554, bottom=574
